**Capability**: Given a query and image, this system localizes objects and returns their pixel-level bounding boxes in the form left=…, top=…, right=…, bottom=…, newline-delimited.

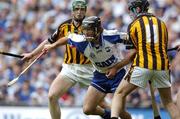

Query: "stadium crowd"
left=0, top=0, right=180, bottom=108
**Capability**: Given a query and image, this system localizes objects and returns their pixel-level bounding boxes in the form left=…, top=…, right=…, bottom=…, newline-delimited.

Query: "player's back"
left=128, top=13, right=169, bottom=70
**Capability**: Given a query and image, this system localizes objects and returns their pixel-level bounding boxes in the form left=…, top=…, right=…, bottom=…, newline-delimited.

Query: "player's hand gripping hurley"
left=7, top=51, right=46, bottom=86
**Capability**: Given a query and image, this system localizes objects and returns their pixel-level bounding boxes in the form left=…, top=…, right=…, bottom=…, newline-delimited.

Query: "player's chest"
left=85, top=42, right=115, bottom=61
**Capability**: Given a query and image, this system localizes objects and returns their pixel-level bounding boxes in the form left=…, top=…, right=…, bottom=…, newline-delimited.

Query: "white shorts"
left=60, top=63, right=94, bottom=86
left=129, top=66, right=171, bottom=89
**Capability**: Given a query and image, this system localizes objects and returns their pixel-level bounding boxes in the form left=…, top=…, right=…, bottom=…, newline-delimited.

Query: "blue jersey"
left=67, top=29, right=127, bottom=73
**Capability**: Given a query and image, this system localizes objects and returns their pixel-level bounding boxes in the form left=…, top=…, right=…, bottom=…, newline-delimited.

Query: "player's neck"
left=73, top=20, right=81, bottom=27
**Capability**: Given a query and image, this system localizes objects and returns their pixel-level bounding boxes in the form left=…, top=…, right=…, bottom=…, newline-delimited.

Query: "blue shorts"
left=91, top=68, right=126, bottom=93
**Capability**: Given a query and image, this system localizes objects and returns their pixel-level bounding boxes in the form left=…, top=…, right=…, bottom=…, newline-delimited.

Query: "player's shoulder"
left=68, top=33, right=86, bottom=42
left=102, top=29, right=125, bottom=44
left=128, top=17, right=140, bottom=30
left=58, top=19, right=72, bottom=29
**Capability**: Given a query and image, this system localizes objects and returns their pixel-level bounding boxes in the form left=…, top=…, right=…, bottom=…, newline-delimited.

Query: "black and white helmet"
left=82, top=16, right=101, bottom=30
left=82, top=16, right=102, bottom=42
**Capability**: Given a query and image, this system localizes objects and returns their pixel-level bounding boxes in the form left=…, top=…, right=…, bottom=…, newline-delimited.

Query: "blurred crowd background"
left=0, top=0, right=180, bottom=108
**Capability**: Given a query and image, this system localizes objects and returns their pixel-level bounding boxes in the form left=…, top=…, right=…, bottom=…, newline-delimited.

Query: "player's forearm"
left=115, top=49, right=136, bottom=70
left=115, top=58, right=130, bottom=70
left=127, top=49, right=136, bottom=61
left=51, top=37, right=68, bottom=48
left=44, top=37, right=68, bottom=51
left=31, top=39, right=49, bottom=56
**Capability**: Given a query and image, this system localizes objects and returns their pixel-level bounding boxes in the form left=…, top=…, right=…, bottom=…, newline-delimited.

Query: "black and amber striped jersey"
left=128, top=13, right=169, bottom=70
left=48, top=19, right=91, bottom=64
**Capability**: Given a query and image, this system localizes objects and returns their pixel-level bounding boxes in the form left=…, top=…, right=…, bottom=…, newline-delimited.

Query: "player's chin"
left=76, top=16, right=84, bottom=20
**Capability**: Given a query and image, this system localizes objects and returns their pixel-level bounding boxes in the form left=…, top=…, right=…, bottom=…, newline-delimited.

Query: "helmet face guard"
left=82, top=27, right=98, bottom=42
left=82, top=16, right=101, bottom=42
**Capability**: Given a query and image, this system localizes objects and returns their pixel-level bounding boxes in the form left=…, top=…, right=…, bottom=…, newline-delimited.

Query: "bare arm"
left=31, top=39, right=49, bottom=56
left=106, top=49, right=136, bottom=79
left=43, top=37, right=68, bottom=52
left=22, top=36, right=68, bottom=61
left=114, top=49, right=136, bottom=70
left=22, top=27, right=63, bottom=60
left=22, top=39, right=49, bottom=60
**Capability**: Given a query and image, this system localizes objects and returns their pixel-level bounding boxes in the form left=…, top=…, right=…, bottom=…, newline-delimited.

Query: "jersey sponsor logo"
left=95, top=55, right=117, bottom=67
